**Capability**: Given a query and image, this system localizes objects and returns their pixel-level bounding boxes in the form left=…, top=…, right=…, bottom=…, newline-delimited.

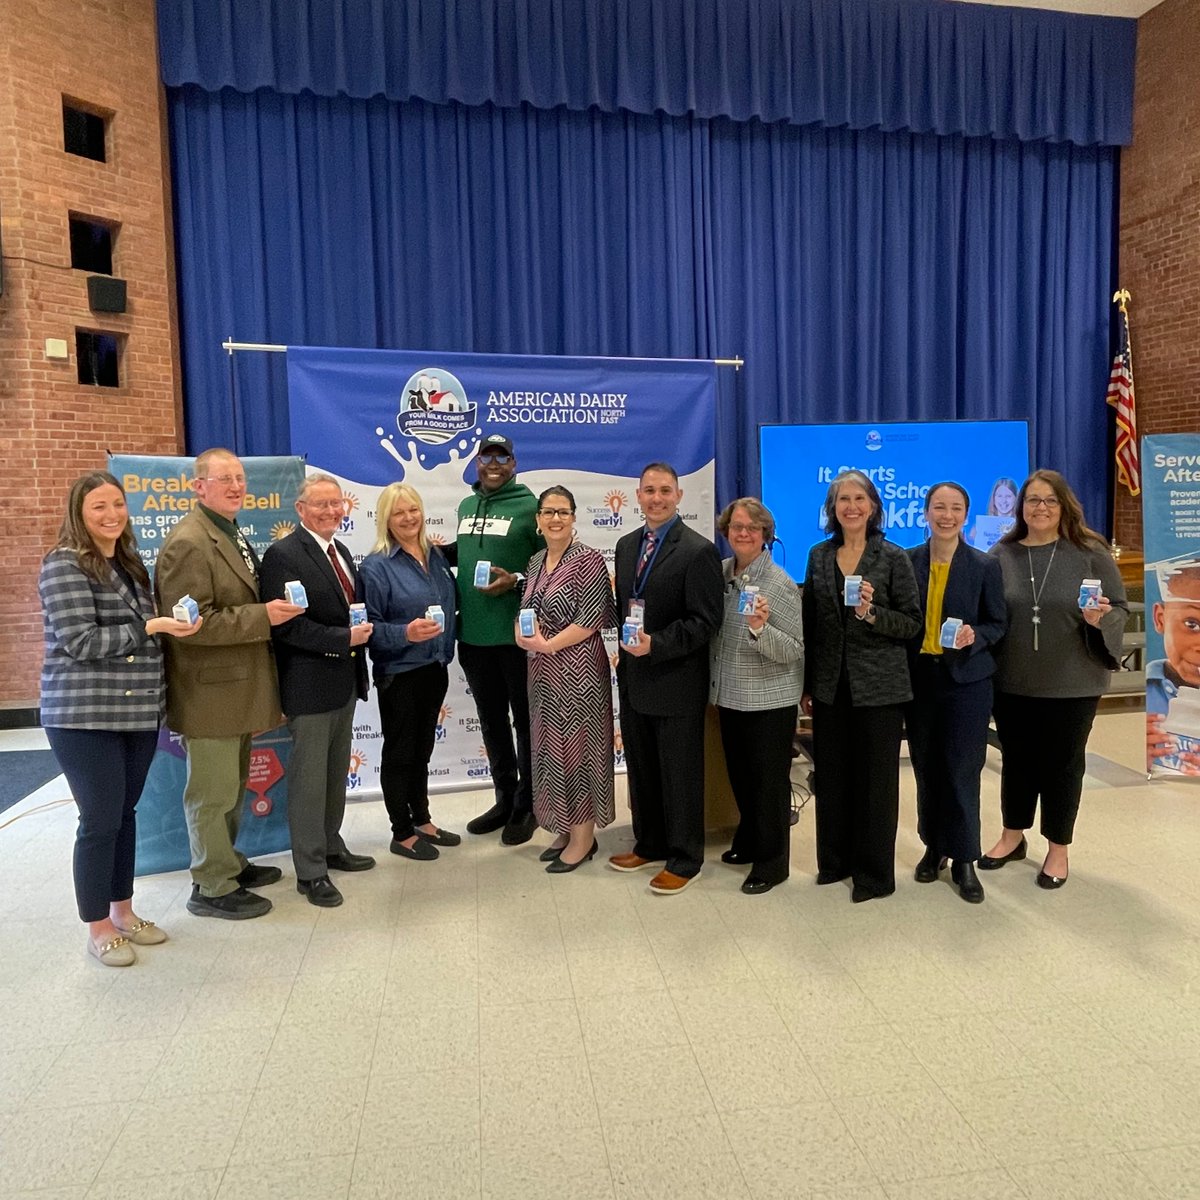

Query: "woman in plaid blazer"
left=39, top=472, right=200, bottom=967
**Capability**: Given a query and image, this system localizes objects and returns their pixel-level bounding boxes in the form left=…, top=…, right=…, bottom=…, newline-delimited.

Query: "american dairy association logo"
left=460, top=745, right=492, bottom=779
left=865, top=429, right=883, bottom=452
left=339, top=490, right=359, bottom=535
left=397, top=369, right=477, bottom=445
left=587, top=490, right=627, bottom=529
left=347, top=746, right=369, bottom=791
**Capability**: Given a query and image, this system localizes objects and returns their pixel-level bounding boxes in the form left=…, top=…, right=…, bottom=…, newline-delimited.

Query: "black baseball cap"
left=478, top=434, right=515, bottom=456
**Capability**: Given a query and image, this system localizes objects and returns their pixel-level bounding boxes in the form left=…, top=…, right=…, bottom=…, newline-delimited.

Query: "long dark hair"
left=50, top=471, right=149, bottom=588
left=823, top=470, right=884, bottom=543
left=998, top=469, right=1107, bottom=551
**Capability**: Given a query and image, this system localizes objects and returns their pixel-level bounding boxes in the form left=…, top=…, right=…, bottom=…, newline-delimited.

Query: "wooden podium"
left=703, top=705, right=739, bottom=832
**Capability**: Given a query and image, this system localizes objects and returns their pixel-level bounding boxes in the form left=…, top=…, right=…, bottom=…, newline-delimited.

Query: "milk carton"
left=843, top=575, right=862, bottom=607
left=939, top=617, right=963, bottom=649
left=349, top=603, right=368, bottom=627
left=1078, top=579, right=1102, bottom=609
left=474, top=560, right=492, bottom=588
left=622, top=620, right=642, bottom=647
left=737, top=585, right=760, bottom=617
left=518, top=608, right=537, bottom=637
left=284, top=580, right=308, bottom=608
left=172, top=594, right=200, bottom=624
left=426, top=604, right=445, bottom=632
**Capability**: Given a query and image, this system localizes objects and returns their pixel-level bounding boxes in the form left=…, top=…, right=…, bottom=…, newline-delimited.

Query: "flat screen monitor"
left=759, top=420, right=1031, bottom=571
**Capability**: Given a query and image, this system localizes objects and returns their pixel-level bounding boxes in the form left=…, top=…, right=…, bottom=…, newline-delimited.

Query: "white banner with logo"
left=287, top=347, right=717, bottom=796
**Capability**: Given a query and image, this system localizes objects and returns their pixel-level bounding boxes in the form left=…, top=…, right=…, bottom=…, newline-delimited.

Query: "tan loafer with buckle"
left=113, top=918, right=168, bottom=946
left=88, top=935, right=136, bottom=967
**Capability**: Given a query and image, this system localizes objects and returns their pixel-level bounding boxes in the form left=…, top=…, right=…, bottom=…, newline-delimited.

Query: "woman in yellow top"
left=905, top=483, right=1007, bottom=902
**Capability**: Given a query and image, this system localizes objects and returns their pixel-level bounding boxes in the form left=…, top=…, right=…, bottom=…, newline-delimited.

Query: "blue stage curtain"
left=169, top=87, right=1115, bottom=526
left=157, top=0, right=1135, bottom=147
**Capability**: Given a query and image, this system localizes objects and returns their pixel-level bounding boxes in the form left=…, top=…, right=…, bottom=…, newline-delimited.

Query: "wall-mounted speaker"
left=87, top=275, right=127, bottom=313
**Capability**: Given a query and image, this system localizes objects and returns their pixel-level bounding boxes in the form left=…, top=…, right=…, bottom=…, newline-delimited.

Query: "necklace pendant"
left=1031, top=614, right=1041, bottom=625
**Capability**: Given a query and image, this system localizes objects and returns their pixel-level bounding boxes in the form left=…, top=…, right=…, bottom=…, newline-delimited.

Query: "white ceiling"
left=953, top=0, right=1163, bottom=15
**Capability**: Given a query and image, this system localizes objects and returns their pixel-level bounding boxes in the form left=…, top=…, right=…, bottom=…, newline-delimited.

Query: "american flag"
left=1106, top=304, right=1140, bottom=497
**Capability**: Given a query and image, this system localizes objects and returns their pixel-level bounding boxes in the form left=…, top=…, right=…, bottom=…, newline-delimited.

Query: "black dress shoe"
left=538, top=844, right=565, bottom=862
left=977, top=837, right=1028, bottom=871
left=914, top=847, right=947, bottom=884
left=297, top=875, right=344, bottom=907
left=741, top=876, right=780, bottom=895
left=466, top=803, right=510, bottom=835
left=546, top=838, right=598, bottom=874
left=851, top=883, right=894, bottom=904
left=721, top=849, right=751, bottom=865
left=326, top=851, right=376, bottom=872
left=1036, top=870, right=1068, bottom=889
left=236, top=862, right=283, bottom=888
left=951, top=860, right=985, bottom=903
left=501, top=811, right=537, bottom=846
left=416, top=827, right=462, bottom=847
left=390, top=837, right=439, bottom=861
left=816, top=869, right=849, bottom=885
left=186, top=885, right=272, bottom=920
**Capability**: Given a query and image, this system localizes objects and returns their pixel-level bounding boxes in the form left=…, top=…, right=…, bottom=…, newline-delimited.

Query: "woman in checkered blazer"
left=39, top=472, right=201, bottom=967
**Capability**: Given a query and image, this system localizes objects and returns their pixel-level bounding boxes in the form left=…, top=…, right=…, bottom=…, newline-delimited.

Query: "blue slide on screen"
left=760, top=420, right=1031, bottom=572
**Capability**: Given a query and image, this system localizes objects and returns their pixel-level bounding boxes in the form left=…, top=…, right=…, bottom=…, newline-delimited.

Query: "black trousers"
left=993, top=690, right=1098, bottom=846
left=717, top=704, right=797, bottom=884
left=458, top=642, right=532, bottom=816
left=45, top=726, right=158, bottom=922
left=377, top=663, right=448, bottom=840
left=906, top=659, right=991, bottom=862
left=619, top=696, right=705, bottom=877
left=811, top=680, right=904, bottom=897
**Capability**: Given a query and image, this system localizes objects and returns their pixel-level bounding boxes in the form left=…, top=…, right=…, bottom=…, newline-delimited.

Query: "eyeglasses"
left=538, top=508, right=574, bottom=519
left=300, top=499, right=346, bottom=511
left=1025, top=497, right=1060, bottom=509
left=728, top=523, right=764, bottom=535
left=204, top=474, right=246, bottom=487
left=479, top=453, right=512, bottom=465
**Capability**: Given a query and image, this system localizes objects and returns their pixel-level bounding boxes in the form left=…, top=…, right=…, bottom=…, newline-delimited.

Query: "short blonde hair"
left=373, top=483, right=429, bottom=557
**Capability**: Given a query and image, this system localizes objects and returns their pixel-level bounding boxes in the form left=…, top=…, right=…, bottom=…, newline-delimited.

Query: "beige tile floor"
left=0, top=710, right=1197, bottom=1199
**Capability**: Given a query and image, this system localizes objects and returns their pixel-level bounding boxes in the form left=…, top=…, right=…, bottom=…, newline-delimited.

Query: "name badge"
left=628, top=600, right=645, bottom=625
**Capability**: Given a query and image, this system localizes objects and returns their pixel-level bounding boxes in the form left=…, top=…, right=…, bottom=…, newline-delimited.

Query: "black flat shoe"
left=538, top=844, right=565, bottom=862
left=236, top=862, right=283, bottom=888
left=416, top=826, right=462, bottom=847
left=721, top=849, right=751, bottom=865
left=390, top=837, right=439, bottom=861
left=741, top=876, right=779, bottom=895
left=1036, top=870, right=1068, bottom=889
left=816, top=869, right=849, bottom=885
left=297, top=875, right=344, bottom=908
left=466, top=803, right=510, bottom=835
left=326, top=851, right=376, bottom=872
left=914, top=847, right=947, bottom=884
left=501, top=811, right=537, bottom=846
left=977, top=837, right=1028, bottom=870
left=546, top=839, right=598, bottom=873
left=951, top=860, right=985, bottom=903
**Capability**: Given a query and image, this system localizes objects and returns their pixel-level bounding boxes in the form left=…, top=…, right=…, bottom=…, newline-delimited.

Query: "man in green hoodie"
left=454, top=434, right=542, bottom=843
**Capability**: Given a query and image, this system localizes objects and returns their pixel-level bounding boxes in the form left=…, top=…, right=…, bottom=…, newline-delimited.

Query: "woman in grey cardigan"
left=710, top=498, right=803, bottom=895
left=801, top=470, right=922, bottom=902
left=39, top=472, right=200, bottom=966
left=979, top=470, right=1127, bottom=888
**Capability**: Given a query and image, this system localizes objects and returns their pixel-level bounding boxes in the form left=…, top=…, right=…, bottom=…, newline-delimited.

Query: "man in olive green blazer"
left=155, top=449, right=303, bottom=919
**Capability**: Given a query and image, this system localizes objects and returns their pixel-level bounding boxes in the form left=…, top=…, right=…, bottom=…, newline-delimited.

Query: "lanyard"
left=631, top=517, right=677, bottom=600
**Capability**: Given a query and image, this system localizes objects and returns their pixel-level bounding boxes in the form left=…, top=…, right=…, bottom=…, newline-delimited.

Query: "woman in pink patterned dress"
left=515, top=486, right=617, bottom=873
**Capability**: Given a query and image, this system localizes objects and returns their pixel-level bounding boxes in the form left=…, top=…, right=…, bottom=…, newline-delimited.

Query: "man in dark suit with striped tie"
left=156, top=449, right=305, bottom=920
left=260, top=474, right=377, bottom=907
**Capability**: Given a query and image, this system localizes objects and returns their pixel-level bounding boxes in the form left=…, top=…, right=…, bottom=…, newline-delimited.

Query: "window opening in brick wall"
left=69, top=215, right=115, bottom=274
left=63, top=100, right=108, bottom=162
left=76, top=330, right=122, bottom=388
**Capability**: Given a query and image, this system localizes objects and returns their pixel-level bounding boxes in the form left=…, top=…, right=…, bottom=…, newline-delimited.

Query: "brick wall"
left=1115, top=0, right=1200, bottom=548
left=0, top=0, right=182, bottom=710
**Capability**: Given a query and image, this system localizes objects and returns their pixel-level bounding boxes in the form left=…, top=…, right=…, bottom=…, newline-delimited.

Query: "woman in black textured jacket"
left=801, top=470, right=921, bottom=902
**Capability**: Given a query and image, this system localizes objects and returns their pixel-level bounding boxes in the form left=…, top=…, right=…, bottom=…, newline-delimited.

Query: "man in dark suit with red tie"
left=609, top=462, right=723, bottom=894
left=260, top=474, right=377, bottom=907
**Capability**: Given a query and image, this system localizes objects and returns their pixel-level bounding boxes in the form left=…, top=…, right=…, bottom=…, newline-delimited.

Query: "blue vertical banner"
left=286, top=346, right=718, bottom=792
left=1141, top=434, right=1200, bottom=780
left=109, top=453, right=307, bottom=874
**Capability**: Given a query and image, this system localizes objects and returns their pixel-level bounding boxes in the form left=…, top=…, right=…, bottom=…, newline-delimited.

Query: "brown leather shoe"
left=648, top=868, right=700, bottom=894
left=607, top=852, right=661, bottom=873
